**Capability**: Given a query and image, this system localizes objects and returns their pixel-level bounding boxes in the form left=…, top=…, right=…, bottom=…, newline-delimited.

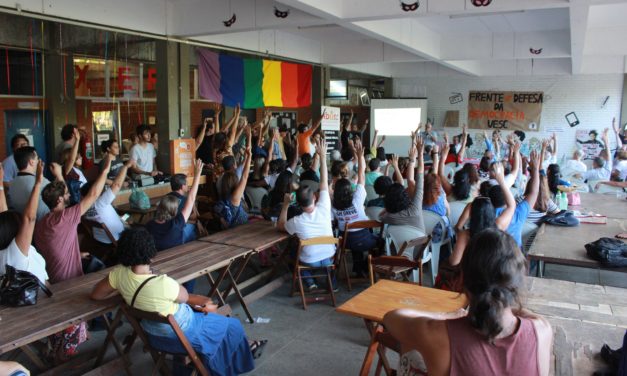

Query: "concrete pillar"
left=45, top=24, right=76, bottom=159
left=311, top=65, right=323, bottom=118
left=155, top=40, right=190, bottom=174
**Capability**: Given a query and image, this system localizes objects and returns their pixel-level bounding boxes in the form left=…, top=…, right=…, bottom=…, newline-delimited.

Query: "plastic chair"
left=244, top=187, right=268, bottom=215
left=365, top=206, right=384, bottom=221
left=444, top=163, right=458, bottom=183
left=384, top=225, right=430, bottom=284
left=422, top=210, right=451, bottom=285
left=368, top=235, right=431, bottom=286
left=290, top=236, right=340, bottom=310
left=339, top=220, right=384, bottom=291
left=448, top=201, right=467, bottom=228
left=365, top=185, right=378, bottom=203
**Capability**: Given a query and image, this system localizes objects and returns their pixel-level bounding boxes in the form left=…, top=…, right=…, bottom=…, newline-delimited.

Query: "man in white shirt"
left=84, top=160, right=133, bottom=244
left=562, top=149, right=587, bottom=177
left=130, top=124, right=162, bottom=180
left=2, top=134, right=29, bottom=186
left=278, top=138, right=336, bottom=291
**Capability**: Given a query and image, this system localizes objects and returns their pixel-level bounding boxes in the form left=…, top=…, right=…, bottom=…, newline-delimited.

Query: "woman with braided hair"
left=384, top=228, right=552, bottom=375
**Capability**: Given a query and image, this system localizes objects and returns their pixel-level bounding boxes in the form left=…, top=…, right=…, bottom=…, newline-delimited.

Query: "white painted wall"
left=393, top=74, right=624, bottom=160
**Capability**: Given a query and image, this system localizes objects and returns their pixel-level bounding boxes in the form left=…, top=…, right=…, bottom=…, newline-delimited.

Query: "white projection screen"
left=370, top=99, right=428, bottom=155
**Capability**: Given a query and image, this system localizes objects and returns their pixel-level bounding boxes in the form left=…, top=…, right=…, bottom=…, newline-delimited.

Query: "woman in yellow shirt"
left=91, top=228, right=265, bottom=376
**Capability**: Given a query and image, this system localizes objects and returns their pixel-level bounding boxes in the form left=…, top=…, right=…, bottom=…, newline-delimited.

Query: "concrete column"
left=311, top=65, right=323, bottom=118
left=45, top=24, right=76, bottom=159
left=155, top=40, right=190, bottom=174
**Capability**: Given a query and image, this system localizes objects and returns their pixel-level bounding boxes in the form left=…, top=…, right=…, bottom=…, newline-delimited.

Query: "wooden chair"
left=120, top=303, right=235, bottom=376
left=81, top=217, right=118, bottom=263
left=359, top=324, right=401, bottom=376
left=369, top=235, right=432, bottom=286
left=290, top=236, right=340, bottom=310
left=339, top=220, right=384, bottom=291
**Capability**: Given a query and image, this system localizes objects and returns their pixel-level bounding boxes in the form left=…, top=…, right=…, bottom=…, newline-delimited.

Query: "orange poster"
left=170, top=139, right=196, bottom=176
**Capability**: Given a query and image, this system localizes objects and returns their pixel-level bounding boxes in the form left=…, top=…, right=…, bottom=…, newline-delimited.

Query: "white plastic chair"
left=448, top=201, right=467, bottom=228
left=365, top=206, right=384, bottom=221
left=444, top=163, right=458, bottom=183
left=384, top=225, right=430, bottom=284
left=422, top=210, right=452, bottom=285
left=244, top=186, right=268, bottom=215
left=365, top=185, right=378, bottom=203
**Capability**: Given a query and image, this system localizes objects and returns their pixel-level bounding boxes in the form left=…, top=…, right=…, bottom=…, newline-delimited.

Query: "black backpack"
left=585, top=237, right=627, bottom=267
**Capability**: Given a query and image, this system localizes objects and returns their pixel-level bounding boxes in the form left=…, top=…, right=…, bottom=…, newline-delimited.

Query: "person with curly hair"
left=384, top=228, right=552, bottom=375
left=91, top=227, right=266, bottom=375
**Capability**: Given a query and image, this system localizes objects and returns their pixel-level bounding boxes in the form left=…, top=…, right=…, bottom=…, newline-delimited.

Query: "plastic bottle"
left=560, top=192, right=568, bottom=210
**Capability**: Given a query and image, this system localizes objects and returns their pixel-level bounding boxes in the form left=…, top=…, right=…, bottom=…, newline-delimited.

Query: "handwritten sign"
left=170, top=139, right=196, bottom=176
left=467, top=91, right=543, bottom=132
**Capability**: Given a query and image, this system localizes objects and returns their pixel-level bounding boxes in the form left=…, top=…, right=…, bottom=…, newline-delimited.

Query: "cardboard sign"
left=467, top=91, right=543, bottom=132
left=443, top=111, right=459, bottom=128
left=321, top=106, right=341, bottom=152
left=170, top=139, right=196, bottom=176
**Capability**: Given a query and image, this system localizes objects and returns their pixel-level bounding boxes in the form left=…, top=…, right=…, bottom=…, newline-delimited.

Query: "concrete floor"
left=10, top=259, right=626, bottom=375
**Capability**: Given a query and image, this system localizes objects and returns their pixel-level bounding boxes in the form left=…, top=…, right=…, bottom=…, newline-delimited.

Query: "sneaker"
left=332, top=286, right=340, bottom=293
left=307, top=283, right=318, bottom=292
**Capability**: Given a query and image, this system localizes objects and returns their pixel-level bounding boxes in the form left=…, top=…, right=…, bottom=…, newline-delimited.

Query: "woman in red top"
left=384, top=228, right=552, bottom=376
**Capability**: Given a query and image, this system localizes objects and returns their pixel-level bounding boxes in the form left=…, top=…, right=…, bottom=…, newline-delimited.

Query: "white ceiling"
left=1, top=0, right=627, bottom=77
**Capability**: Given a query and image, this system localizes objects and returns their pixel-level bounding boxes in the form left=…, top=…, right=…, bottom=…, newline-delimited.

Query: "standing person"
left=55, top=124, right=78, bottom=163
left=384, top=229, right=552, bottom=376
left=195, top=108, right=221, bottom=164
left=297, top=112, right=325, bottom=157
left=8, top=147, right=64, bottom=220
left=2, top=134, right=29, bottom=185
left=33, top=155, right=113, bottom=362
left=332, top=141, right=378, bottom=277
left=99, top=139, right=125, bottom=185
left=146, top=159, right=204, bottom=252
left=212, top=105, right=241, bottom=180
left=278, top=138, right=337, bottom=291
left=90, top=227, right=263, bottom=376
left=130, top=124, right=162, bottom=179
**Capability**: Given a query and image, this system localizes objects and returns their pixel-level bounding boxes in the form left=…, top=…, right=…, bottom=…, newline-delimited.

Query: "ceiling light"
left=449, top=10, right=525, bottom=19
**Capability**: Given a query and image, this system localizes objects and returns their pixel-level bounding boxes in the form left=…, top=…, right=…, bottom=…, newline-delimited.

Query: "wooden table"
left=528, top=218, right=627, bottom=275
left=336, top=280, right=468, bottom=375
left=526, top=277, right=627, bottom=375
left=199, top=220, right=291, bottom=251
left=114, top=197, right=160, bottom=223
left=571, top=192, right=627, bottom=219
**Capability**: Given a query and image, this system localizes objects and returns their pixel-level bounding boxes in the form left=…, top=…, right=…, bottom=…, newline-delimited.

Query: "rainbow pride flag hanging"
left=197, top=48, right=312, bottom=109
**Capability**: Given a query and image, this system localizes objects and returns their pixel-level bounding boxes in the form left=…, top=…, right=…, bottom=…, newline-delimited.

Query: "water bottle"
left=560, top=192, right=568, bottom=210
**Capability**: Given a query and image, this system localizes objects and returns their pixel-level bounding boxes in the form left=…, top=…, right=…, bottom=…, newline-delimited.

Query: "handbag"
left=544, top=210, right=580, bottom=227
left=0, top=265, right=53, bottom=307
left=567, top=192, right=581, bottom=206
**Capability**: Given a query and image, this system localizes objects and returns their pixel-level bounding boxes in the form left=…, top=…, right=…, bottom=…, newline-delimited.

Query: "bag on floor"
left=585, top=237, right=627, bottom=267
left=0, top=265, right=53, bottom=306
left=129, top=187, right=151, bottom=210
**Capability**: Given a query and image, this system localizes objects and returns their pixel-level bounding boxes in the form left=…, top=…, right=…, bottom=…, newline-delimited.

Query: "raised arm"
left=262, top=129, right=276, bottom=177
left=539, top=139, right=548, bottom=170
left=390, top=155, right=403, bottom=184
left=524, top=150, right=541, bottom=208
left=181, top=159, right=204, bottom=221
left=230, top=128, right=252, bottom=207
left=80, top=154, right=111, bottom=215
left=346, top=109, right=354, bottom=132
left=430, top=145, right=439, bottom=175
left=612, top=117, right=623, bottom=150
left=439, top=136, right=453, bottom=195
left=317, top=138, right=328, bottom=191
left=406, top=139, right=419, bottom=198
left=277, top=193, right=291, bottom=232
left=355, top=140, right=366, bottom=186
left=509, top=142, right=520, bottom=179
left=601, top=128, right=611, bottom=162
left=551, top=132, right=558, bottom=160
left=214, top=107, right=222, bottom=133
left=110, top=160, right=133, bottom=195
left=63, top=128, right=81, bottom=176
left=0, top=164, right=5, bottom=212
left=458, top=125, right=468, bottom=162
left=226, top=105, right=240, bottom=146
left=288, top=134, right=299, bottom=172
left=371, top=129, right=379, bottom=151
left=306, top=110, right=326, bottom=138
left=195, top=118, right=208, bottom=151
left=15, top=160, right=43, bottom=254
left=49, top=162, right=64, bottom=182
left=494, top=162, right=517, bottom=231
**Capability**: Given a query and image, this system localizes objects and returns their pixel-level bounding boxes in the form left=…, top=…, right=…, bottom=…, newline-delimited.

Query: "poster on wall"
left=575, top=129, right=605, bottom=160
left=321, top=106, right=341, bottom=152
left=92, top=111, right=119, bottom=161
left=467, top=91, right=543, bottom=132
left=170, top=139, right=196, bottom=176
left=443, top=111, right=459, bottom=128
left=270, top=111, right=297, bottom=134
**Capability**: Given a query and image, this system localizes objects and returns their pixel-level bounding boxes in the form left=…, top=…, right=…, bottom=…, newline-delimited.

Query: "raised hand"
left=381, top=135, right=386, bottom=141
left=612, top=117, right=618, bottom=133
left=73, top=127, right=81, bottom=141
left=391, top=154, right=399, bottom=167
left=408, top=143, right=418, bottom=160
left=49, top=162, right=62, bottom=178
left=541, top=139, right=549, bottom=151
left=415, top=134, right=425, bottom=155
left=35, top=160, right=44, bottom=184
left=316, top=137, right=328, bottom=156
left=528, top=150, right=539, bottom=171
left=441, top=140, right=450, bottom=155
left=194, top=158, right=204, bottom=177
left=492, top=161, right=505, bottom=182
left=283, top=193, right=292, bottom=206
left=354, top=140, right=364, bottom=157
left=443, top=133, right=449, bottom=144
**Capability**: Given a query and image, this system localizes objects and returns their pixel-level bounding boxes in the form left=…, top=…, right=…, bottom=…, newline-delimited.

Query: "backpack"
left=585, top=237, right=627, bottom=267
left=129, top=187, right=151, bottom=210
left=544, top=210, right=580, bottom=227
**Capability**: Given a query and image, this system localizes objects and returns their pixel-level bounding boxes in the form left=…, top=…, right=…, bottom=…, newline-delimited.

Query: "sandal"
left=249, top=339, right=268, bottom=359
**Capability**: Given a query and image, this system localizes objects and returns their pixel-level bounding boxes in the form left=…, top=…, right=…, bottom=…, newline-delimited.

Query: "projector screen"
left=374, top=108, right=422, bottom=136
left=370, top=99, right=428, bottom=155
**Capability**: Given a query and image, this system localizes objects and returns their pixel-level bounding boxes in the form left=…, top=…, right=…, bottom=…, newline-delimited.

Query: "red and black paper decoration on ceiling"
left=223, top=14, right=237, bottom=27
left=471, top=0, right=492, bottom=7
left=529, top=47, right=543, bottom=55
left=400, top=1, right=419, bottom=12
left=274, top=6, right=290, bottom=18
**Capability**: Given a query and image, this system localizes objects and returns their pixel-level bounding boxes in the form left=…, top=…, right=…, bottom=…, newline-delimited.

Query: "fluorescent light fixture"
left=449, top=10, right=525, bottom=19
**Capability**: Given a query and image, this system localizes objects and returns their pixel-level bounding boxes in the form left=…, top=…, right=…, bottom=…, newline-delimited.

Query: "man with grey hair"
left=562, top=148, right=588, bottom=181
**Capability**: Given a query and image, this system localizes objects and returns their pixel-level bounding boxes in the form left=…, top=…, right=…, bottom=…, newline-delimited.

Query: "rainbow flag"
left=197, top=48, right=312, bottom=109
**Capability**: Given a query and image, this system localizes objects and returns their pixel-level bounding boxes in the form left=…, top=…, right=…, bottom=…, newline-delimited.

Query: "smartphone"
left=121, top=213, right=130, bottom=222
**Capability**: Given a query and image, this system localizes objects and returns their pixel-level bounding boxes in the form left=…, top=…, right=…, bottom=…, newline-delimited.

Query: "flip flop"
left=250, top=339, right=268, bottom=359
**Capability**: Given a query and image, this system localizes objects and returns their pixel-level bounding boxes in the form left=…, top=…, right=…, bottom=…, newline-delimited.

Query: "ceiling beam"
left=569, top=0, right=590, bottom=74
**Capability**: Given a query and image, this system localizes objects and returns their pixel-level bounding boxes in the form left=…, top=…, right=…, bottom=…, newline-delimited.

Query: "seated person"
left=547, top=164, right=571, bottom=199
left=2, top=134, right=29, bottom=185
left=574, top=128, right=612, bottom=182
left=8, top=146, right=63, bottom=220
left=90, top=227, right=265, bottom=376
left=367, top=175, right=392, bottom=208
left=561, top=149, right=587, bottom=181
left=423, top=148, right=452, bottom=246
left=261, top=170, right=302, bottom=220
left=332, top=141, right=378, bottom=277
left=214, top=128, right=252, bottom=230
left=130, top=124, right=162, bottom=179
left=381, top=138, right=426, bottom=236
left=299, top=152, right=320, bottom=183
left=438, top=142, right=473, bottom=204
left=365, top=157, right=382, bottom=186
left=522, top=174, right=560, bottom=226
left=146, top=159, right=203, bottom=251
left=384, top=228, right=552, bottom=376
left=99, top=139, right=126, bottom=186
left=83, top=160, right=133, bottom=244
left=0, top=160, right=48, bottom=285
left=167, top=173, right=200, bottom=243
left=278, top=139, right=337, bottom=291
